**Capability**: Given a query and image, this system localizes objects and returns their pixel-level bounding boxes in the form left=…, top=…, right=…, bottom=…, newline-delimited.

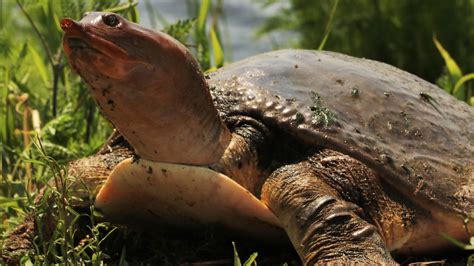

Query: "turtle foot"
left=261, top=158, right=398, bottom=265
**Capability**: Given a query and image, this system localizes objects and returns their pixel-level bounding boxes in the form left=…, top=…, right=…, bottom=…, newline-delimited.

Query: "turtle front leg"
left=261, top=154, right=397, bottom=265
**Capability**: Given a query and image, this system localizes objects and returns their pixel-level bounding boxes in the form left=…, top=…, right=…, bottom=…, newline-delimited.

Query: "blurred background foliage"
left=259, top=0, right=474, bottom=104
left=1, top=0, right=225, bottom=263
left=1, top=1, right=140, bottom=262
left=0, top=0, right=473, bottom=263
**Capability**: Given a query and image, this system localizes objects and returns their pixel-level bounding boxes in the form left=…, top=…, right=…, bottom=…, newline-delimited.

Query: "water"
left=138, top=0, right=294, bottom=61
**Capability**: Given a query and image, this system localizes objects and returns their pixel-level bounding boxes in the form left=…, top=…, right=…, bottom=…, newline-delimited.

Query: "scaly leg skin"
left=261, top=152, right=397, bottom=265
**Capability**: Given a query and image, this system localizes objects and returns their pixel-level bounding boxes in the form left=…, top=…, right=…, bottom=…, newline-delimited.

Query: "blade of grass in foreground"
left=210, top=24, right=224, bottom=68
left=232, top=241, right=258, bottom=266
left=318, top=0, right=339, bottom=50
left=198, top=0, right=210, bottom=34
left=453, top=73, right=474, bottom=95
left=441, top=233, right=474, bottom=250
left=433, top=35, right=463, bottom=92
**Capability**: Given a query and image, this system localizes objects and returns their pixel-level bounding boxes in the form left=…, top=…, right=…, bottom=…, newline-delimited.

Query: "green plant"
left=232, top=242, right=258, bottom=266
left=156, top=0, right=226, bottom=71
left=1, top=0, right=138, bottom=263
left=1, top=0, right=137, bottom=235
left=441, top=234, right=474, bottom=251
left=21, top=138, right=119, bottom=264
left=258, top=0, right=474, bottom=83
left=1, top=0, right=228, bottom=263
left=434, top=36, right=474, bottom=106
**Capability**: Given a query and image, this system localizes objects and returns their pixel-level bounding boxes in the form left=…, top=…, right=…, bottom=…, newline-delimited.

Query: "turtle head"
left=61, top=12, right=231, bottom=165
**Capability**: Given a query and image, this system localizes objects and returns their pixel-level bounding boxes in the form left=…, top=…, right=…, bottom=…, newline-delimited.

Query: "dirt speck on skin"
left=308, top=92, right=337, bottom=127
left=351, top=87, right=360, bottom=98
left=107, top=99, right=115, bottom=110
left=132, top=154, right=140, bottom=164
left=380, top=154, right=393, bottom=165
left=401, top=164, right=410, bottom=174
left=292, top=112, right=305, bottom=125
left=414, top=176, right=425, bottom=194
left=161, top=168, right=168, bottom=177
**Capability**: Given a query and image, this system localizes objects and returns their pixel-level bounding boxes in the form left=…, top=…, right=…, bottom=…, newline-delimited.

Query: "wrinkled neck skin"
left=211, top=117, right=273, bottom=195
left=62, top=12, right=230, bottom=165
left=78, top=45, right=229, bottom=165
left=62, top=12, right=305, bottom=197
left=62, top=13, right=279, bottom=198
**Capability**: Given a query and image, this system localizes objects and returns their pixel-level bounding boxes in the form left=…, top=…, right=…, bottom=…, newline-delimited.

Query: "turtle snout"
left=61, top=18, right=88, bottom=56
left=60, top=18, right=82, bottom=33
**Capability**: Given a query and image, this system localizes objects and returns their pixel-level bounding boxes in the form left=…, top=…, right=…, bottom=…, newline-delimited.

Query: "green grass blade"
left=97, top=227, right=117, bottom=246
left=0, top=70, right=10, bottom=146
left=453, top=72, right=474, bottom=94
left=102, top=0, right=138, bottom=13
left=243, top=252, right=258, bottom=266
left=210, top=25, right=224, bottom=68
left=29, top=45, right=50, bottom=87
left=198, top=0, right=210, bottom=34
left=318, top=0, right=339, bottom=50
left=119, top=245, right=127, bottom=266
left=232, top=242, right=242, bottom=266
left=0, top=195, right=24, bottom=207
left=433, top=35, right=463, bottom=87
left=441, top=233, right=474, bottom=250
left=53, top=12, right=62, bottom=33
left=128, top=0, right=139, bottom=23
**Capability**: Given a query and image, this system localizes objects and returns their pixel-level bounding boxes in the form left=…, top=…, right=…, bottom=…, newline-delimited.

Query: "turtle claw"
left=261, top=157, right=397, bottom=265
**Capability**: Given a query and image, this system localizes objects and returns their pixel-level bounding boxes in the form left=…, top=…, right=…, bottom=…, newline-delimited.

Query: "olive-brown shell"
left=208, top=50, right=474, bottom=214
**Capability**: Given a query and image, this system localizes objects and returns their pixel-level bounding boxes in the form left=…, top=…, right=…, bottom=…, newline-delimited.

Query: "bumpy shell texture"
left=208, top=50, right=474, bottom=214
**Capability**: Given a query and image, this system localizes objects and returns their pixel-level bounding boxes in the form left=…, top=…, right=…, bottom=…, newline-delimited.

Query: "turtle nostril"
left=68, top=38, right=89, bottom=49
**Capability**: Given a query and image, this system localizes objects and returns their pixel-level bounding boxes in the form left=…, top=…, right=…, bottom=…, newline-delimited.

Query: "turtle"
left=56, top=12, right=474, bottom=264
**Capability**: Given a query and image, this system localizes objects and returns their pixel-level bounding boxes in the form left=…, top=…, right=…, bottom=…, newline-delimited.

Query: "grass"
left=0, top=0, right=242, bottom=264
left=433, top=35, right=474, bottom=105
left=1, top=0, right=473, bottom=265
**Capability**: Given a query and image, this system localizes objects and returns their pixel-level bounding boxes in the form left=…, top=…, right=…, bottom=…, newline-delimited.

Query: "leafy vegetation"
left=434, top=36, right=474, bottom=105
left=1, top=0, right=230, bottom=264
left=0, top=1, right=139, bottom=263
left=258, top=0, right=474, bottom=105
left=2, top=0, right=132, bottom=230
left=233, top=242, right=258, bottom=266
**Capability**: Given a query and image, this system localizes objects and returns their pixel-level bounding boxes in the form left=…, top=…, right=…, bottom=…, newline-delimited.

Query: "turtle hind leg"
left=261, top=152, right=397, bottom=265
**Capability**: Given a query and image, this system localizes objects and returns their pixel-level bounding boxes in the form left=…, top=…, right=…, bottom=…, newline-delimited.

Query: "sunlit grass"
left=433, top=36, right=474, bottom=105
left=1, top=0, right=229, bottom=264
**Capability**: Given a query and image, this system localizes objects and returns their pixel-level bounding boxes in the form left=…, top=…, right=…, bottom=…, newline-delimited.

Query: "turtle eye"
left=103, top=14, right=119, bottom=27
